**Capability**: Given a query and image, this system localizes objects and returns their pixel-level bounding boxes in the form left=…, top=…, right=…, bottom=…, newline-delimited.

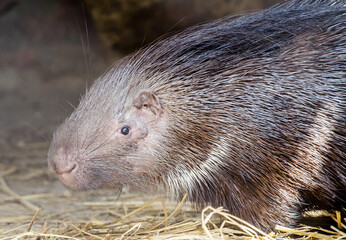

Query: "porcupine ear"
left=133, top=91, right=163, bottom=116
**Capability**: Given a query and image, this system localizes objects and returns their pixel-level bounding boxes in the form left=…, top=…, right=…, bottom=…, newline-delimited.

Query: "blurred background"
left=0, top=0, right=281, bottom=159
left=0, top=0, right=283, bottom=232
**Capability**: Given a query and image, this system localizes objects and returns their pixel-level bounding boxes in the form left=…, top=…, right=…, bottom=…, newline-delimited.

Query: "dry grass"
left=0, top=153, right=345, bottom=240
left=0, top=187, right=345, bottom=240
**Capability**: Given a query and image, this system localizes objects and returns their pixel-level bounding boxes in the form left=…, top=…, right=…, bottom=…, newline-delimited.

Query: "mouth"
left=64, top=185, right=124, bottom=202
left=57, top=173, right=123, bottom=192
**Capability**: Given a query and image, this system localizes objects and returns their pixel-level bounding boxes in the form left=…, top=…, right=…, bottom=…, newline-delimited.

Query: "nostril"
left=56, top=163, right=77, bottom=175
left=68, top=163, right=77, bottom=173
left=63, top=163, right=77, bottom=174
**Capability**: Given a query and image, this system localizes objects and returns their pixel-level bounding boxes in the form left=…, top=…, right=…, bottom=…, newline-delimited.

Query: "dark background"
left=0, top=0, right=283, bottom=230
left=0, top=0, right=280, bottom=160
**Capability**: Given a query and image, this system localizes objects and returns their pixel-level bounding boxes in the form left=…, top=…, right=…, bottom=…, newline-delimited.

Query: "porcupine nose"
left=48, top=147, right=75, bottom=173
left=51, top=161, right=76, bottom=175
left=48, top=147, right=79, bottom=188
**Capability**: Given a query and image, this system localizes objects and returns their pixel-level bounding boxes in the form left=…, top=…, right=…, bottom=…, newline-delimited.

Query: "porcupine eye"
left=120, top=126, right=130, bottom=135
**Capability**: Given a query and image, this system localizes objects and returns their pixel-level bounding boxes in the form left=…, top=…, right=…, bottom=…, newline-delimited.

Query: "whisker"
left=23, top=122, right=49, bottom=142
left=66, top=100, right=76, bottom=110
left=81, top=1, right=92, bottom=86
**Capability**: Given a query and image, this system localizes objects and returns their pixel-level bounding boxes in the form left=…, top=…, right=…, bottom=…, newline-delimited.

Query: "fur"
left=48, top=0, right=345, bottom=230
